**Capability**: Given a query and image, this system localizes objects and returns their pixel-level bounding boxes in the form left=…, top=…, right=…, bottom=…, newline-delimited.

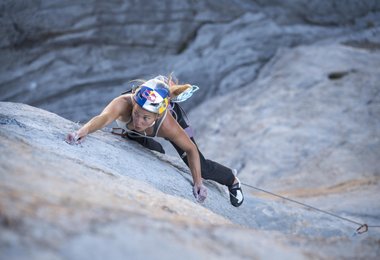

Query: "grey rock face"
left=189, top=42, right=380, bottom=226
left=1, top=2, right=380, bottom=257
left=1, top=101, right=380, bottom=259
left=0, top=102, right=305, bottom=259
left=255, top=0, right=380, bottom=25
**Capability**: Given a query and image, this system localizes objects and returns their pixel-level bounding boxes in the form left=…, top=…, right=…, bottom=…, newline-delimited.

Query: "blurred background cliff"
left=1, top=0, right=379, bottom=121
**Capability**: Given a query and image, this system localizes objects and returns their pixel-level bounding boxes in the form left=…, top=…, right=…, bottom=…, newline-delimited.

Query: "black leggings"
left=126, top=103, right=235, bottom=187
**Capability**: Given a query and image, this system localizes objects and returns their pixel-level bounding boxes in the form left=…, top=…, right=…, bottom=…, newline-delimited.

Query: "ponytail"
left=167, top=72, right=191, bottom=99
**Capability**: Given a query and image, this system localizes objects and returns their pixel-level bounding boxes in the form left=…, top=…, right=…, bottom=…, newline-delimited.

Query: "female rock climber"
left=66, top=75, right=244, bottom=207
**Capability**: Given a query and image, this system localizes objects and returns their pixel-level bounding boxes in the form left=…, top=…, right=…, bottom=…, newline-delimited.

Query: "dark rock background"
left=1, top=1, right=379, bottom=121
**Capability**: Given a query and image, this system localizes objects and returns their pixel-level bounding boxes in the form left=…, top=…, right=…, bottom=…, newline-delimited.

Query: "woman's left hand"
left=193, top=183, right=208, bottom=203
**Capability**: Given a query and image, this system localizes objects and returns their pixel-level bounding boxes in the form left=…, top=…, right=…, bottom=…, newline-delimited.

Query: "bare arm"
left=159, top=114, right=202, bottom=186
left=74, top=95, right=130, bottom=139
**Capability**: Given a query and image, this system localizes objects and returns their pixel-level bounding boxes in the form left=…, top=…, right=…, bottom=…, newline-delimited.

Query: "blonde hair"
left=167, top=73, right=191, bottom=99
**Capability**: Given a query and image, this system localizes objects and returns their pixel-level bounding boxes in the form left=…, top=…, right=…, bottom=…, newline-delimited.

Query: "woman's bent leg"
left=169, top=103, right=244, bottom=207
left=169, top=103, right=235, bottom=186
left=170, top=138, right=235, bottom=186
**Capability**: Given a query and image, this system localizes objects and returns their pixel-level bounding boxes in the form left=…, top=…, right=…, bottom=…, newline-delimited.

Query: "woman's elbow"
left=185, top=143, right=198, bottom=157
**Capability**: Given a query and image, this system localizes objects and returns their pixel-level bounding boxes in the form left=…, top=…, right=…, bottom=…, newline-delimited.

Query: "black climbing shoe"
left=228, top=177, right=244, bottom=207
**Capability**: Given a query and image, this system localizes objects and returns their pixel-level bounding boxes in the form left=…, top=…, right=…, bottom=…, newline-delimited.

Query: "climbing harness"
left=242, top=182, right=380, bottom=235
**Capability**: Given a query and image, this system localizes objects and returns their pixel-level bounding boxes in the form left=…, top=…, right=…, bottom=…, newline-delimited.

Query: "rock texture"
left=1, top=102, right=379, bottom=260
left=0, top=102, right=302, bottom=259
left=189, top=41, right=380, bottom=224
left=1, top=1, right=380, bottom=259
left=190, top=42, right=380, bottom=190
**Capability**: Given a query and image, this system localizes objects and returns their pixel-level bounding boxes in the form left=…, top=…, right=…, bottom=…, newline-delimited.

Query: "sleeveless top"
left=115, top=109, right=168, bottom=138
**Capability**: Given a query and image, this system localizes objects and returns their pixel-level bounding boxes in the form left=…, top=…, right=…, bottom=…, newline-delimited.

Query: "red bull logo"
left=141, top=89, right=157, bottom=102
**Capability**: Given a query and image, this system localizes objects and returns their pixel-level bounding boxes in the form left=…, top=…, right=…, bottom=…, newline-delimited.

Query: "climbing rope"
left=242, top=182, right=380, bottom=234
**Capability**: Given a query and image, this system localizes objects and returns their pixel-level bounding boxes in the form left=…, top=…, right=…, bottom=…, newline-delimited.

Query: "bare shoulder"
left=158, top=112, right=191, bottom=144
left=115, top=93, right=133, bottom=105
left=102, top=94, right=133, bottom=117
left=158, top=112, right=196, bottom=153
left=158, top=112, right=179, bottom=137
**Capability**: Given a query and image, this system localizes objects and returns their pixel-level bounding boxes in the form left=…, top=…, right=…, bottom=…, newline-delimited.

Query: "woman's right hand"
left=65, top=131, right=85, bottom=145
